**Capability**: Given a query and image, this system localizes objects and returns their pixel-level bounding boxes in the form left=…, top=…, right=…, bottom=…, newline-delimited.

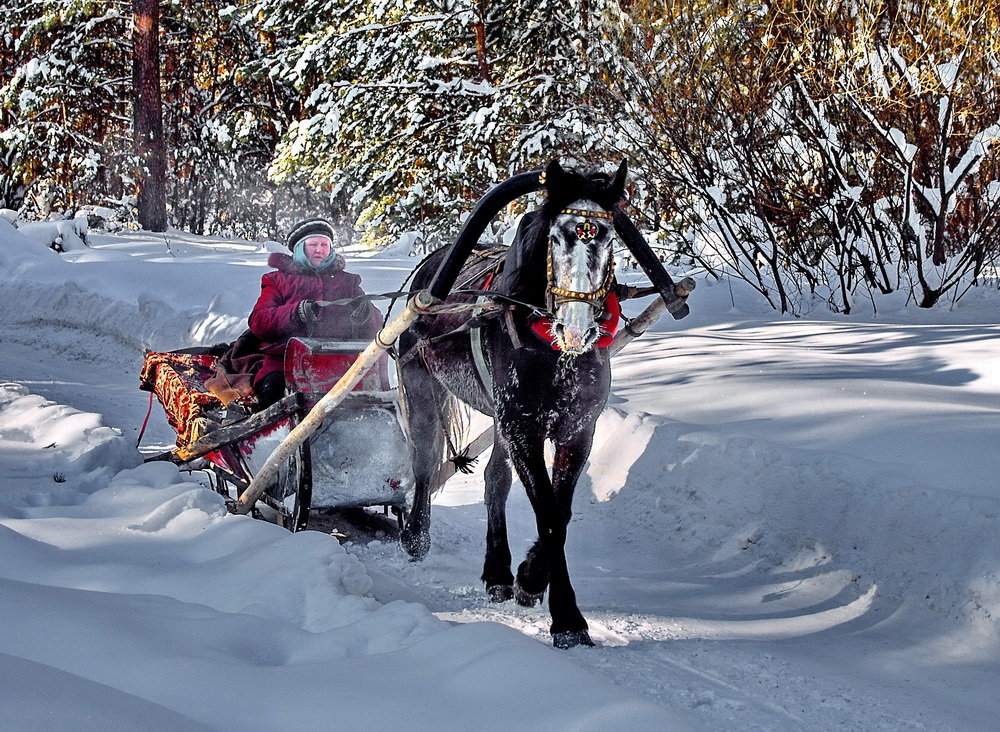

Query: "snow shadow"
left=571, top=408, right=999, bottom=645
left=623, top=325, right=985, bottom=389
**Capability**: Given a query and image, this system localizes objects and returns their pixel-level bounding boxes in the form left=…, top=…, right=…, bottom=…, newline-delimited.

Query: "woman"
left=247, top=219, right=382, bottom=407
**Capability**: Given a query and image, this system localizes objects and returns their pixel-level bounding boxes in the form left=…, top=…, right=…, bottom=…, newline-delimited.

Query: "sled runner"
left=140, top=338, right=411, bottom=532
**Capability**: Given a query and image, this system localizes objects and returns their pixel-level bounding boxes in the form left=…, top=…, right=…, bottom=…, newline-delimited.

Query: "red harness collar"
left=478, top=269, right=621, bottom=351
left=529, top=292, right=621, bottom=350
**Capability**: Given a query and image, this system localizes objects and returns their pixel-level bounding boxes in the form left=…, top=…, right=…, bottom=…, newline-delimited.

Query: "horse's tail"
left=396, top=367, right=477, bottom=491
left=438, top=393, right=476, bottom=484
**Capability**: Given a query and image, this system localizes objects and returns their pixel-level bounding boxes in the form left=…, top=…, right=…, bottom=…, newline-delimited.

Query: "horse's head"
left=545, top=202, right=616, bottom=354
left=429, top=158, right=678, bottom=352
left=541, top=160, right=626, bottom=355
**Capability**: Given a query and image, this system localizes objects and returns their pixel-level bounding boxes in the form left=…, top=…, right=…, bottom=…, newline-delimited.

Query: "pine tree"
left=158, top=0, right=301, bottom=237
left=0, top=0, right=312, bottom=237
left=133, top=0, right=167, bottom=231
left=0, top=1, right=133, bottom=217
left=251, top=0, right=625, bottom=246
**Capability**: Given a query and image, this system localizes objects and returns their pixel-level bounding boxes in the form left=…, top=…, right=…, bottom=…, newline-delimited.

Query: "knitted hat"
left=286, top=218, right=336, bottom=251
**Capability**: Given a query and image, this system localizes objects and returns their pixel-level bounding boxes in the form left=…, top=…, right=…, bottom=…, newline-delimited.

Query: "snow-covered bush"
left=77, top=205, right=126, bottom=233
left=600, top=0, right=1000, bottom=313
left=16, top=216, right=88, bottom=252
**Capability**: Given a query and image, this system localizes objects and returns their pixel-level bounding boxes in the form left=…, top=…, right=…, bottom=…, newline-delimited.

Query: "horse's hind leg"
left=482, top=436, right=514, bottom=601
left=398, top=360, right=445, bottom=560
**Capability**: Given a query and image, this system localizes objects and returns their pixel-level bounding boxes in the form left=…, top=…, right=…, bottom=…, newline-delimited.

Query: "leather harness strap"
left=469, top=274, right=496, bottom=400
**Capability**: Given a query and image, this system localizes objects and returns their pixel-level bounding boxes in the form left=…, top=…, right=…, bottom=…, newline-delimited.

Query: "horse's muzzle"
left=552, top=320, right=601, bottom=355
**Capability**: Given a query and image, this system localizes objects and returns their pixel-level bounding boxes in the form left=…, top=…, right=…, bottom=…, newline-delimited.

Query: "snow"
left=1, top=225, right=999, bottom=729
left=887, top=127, right=918, bottom=163
left=938, top=61, right=959, bottom=91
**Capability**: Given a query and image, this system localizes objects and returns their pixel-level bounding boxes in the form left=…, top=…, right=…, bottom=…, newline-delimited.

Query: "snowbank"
left=17, top=217, right=89, bottom=252
left=0, top=217, right=61, bottom=269
left=0, top=379, right=686, bottom=729
left=0, top=383, right=136, bottom=512
left=0, top=226, right=255, bottom=353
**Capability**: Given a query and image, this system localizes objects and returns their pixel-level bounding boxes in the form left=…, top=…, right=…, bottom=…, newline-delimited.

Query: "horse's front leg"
left=547, top=433, right=597, bottom=647
left=482, top=436, right=515, bottom=601
left=514, top=431, right=595, bottom=597
left=508, top=437, right=592, bottom=648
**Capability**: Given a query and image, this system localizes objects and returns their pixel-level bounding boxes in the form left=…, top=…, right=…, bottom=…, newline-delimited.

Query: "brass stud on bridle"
left=560, top=208, right=614, bottom=220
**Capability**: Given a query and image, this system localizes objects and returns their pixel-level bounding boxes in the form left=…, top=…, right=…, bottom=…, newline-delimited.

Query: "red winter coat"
left=248, top=252, right=382, bottom=385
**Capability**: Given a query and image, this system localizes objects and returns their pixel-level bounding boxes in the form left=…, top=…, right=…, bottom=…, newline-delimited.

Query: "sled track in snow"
left=340, top=488, right=913, bottom=730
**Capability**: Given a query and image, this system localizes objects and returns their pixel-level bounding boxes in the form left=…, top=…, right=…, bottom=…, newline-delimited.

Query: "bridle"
left=545, top=207, right=616, bottom=313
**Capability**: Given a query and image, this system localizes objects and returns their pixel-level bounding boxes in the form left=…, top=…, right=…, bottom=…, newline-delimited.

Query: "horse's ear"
left=544, top=159, right=566, bottom=191
left=608, top=159, right=628, bottom=202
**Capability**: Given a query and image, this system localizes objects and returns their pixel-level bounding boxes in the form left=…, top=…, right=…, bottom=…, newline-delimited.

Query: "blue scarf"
left=292, top=240, right=338, bottom=272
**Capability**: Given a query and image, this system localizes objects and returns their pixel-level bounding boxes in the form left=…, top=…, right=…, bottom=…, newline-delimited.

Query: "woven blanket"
left=139, top=352, right=223, bottom=447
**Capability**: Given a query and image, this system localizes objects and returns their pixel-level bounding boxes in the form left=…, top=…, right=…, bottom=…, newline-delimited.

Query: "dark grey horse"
left=397, top=160, right=685, bottom=648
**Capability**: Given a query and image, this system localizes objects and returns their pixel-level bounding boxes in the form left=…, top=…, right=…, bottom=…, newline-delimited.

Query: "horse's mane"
left=495, top=166, right=624, bottom=304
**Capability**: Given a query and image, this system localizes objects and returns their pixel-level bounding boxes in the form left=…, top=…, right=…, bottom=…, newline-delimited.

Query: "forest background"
left=2, top=0, right=999, bottom=314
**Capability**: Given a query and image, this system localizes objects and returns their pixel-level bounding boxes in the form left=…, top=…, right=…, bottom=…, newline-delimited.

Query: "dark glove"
left=305, top=297, right=372, bottom=323
left=296, top=299, right=320, bottom=328
left=350, top=299, right=374, bottom=323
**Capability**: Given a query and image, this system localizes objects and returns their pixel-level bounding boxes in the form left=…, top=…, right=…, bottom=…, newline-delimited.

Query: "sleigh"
left=140, top=338, right=411, bottom=531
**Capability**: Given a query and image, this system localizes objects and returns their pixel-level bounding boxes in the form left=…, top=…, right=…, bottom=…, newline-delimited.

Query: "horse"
left=396, top=159, right=685, bottom=648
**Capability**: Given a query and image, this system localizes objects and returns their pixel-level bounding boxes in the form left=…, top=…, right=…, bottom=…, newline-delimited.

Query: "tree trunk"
left=472, top=1, right=491, bottom=84
left=133, top=0, right=167, bottom=231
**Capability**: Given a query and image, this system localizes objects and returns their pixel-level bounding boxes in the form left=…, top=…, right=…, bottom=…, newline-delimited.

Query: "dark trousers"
left=255, top=371, right=285, bottom=409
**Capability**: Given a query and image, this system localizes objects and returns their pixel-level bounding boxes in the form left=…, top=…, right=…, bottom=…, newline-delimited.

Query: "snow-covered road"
left=2, top=225, right=999, bottom=729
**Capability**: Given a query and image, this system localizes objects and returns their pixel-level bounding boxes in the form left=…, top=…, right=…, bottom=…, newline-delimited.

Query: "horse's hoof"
left=399, top=527, right=429, bottom=561
left=486, top=584, right=513, bottom=603
left=513, top=582, right=544, bottom=607
left=552, top=630, right=595, bottom=649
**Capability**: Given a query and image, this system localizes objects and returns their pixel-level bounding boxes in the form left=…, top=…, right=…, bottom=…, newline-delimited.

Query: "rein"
left=316, top=287, right=549, bottom=319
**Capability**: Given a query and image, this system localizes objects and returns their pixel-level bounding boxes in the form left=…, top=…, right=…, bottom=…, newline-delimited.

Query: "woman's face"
left=303, top=235, right=332, bottom=267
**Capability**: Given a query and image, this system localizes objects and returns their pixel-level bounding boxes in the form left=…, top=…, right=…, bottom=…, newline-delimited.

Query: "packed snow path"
left=2, top=226, right=999, bottom=729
